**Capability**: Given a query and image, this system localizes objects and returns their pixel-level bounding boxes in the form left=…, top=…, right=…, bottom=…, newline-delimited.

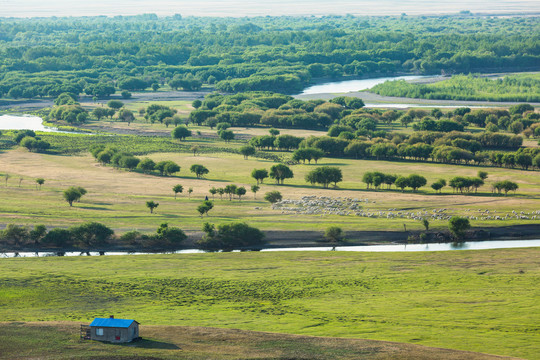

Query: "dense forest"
left=0, top=14, right=539, bottom=98
left=371, top=73, right=540, bottom=102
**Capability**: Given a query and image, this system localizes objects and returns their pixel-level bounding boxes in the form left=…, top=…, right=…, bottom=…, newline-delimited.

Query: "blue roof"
left=90, top=318, right=137, bottom=328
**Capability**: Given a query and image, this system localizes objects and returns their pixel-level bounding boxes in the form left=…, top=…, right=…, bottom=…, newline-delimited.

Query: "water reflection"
left=1, top=239, right=539, bottom=258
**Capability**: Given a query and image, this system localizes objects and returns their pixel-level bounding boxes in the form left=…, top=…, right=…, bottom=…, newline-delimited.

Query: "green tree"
left=448, top=216, right=471, bottom=240
left=196, top=222, right=265, bottom=251
left=305, top=166, right=343, bottom=188
left=197, top=200, right=214, bottom=217
left=173, top=184, right=183, bottom=199
left=324, top=226, right=344, bottom=243
left=146, top=200, right=159, bottom=213
left=239, top=145, right=256, bottom=160
left=219, top=129, right=235, bottom=142
left=264, top=191, right=282, bottom=204
left=70, top=222, right=114, bottom=248
left=209, top=187, right=217, bottom=200
left=224, top=184, right=238, bottom=201
left=137, top=158, right=155, bottom=173
left=251, top=168, right=269, bottom=184
left=478, top=171, right=488, bottom=180
left=188, top=187, right=193, bottom=198
left=269, top=164, right=294, bottom=184
left=251, top=184, right=260, bottom=199
left=236, top=186, right=247, bottom=201
left=172, top=125, right=192, bottom=140
left=63, top=186, right=86, bottom=206
left=190, top=164, right=209, bottom=178
left=107, top=100, right=124, bottom=110
left=407, top=174, right=427, bottom=192
left=35, top=178, right=45, bottom=190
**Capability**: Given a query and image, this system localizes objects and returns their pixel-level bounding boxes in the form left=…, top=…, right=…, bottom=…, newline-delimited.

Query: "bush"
left=264, top=191, right=282, bottom=203
left=196, top=222, right=265, bottom=251
left=324, top=226, right=344, bottom=243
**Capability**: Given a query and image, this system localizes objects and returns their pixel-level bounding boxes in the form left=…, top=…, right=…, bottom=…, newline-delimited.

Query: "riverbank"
left=2, top=224, right=539, bottom=254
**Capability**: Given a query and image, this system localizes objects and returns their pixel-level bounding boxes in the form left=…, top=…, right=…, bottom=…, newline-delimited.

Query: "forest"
left=0, top=14, right=539, bottom=98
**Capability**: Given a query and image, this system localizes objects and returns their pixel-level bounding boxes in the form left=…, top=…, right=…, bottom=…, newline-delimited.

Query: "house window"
left=96, top=328, right=104, bottom=336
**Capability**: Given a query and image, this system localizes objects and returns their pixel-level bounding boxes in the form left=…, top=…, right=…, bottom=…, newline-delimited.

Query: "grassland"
left=0, top=322, right=519, bottom=360
left=0, top=248, right=538, bottom=358
left=0, top=147, right=539, bottom=233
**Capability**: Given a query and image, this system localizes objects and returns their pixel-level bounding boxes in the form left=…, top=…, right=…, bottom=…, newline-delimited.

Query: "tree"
left=190, top=164, right=209, bottom=178
left=478, top=171, right=488, bottom=180
left=251, top=184, right=260, bottom=199
left=63, top=186, right=86, bottom=206
left=324, top=226, right=344, bottom=243
left=209, top=187, right=217, bottom=200
left=217, top=187, right=225, bottom=200
left=269, top=128, right=280, bottom=136
left=395, top=176, right=409, bottom=192
left=236, top=186, right=247, bottom=200
left=36, top=178, right=45, bottom=190
left=264, top=191, right=282, bottom=204
left=70, top=222, right=114, bottom=248
left=239, top=145, right=256, bottom=160
left=146, top=201, right=159, bottom=213
left=269, top=164, right=294, bottom=184
left=192, top=99, right=202, bottom=109
left=29, top=224, right=47, bottom=245
left=42, top=228, right=72, bottom=247
left=188, top=187, right=193, bottom=198
left=196, top=222, right=265, bottom=251
left=219, top=129, right=235, bottom=142
left=493, top=180, right=519, bottom=196
left=224, top=184, right=238, bottom=201
left=92, top=107, right=108, bottom=120
left=120, top=156, right=140, bottom=170
left=400, top=115, right=413, bottom=128
left=197, top=200, right=214, bottom=217
left=107, top=100, right=124, bottom=110
left=190, top=145, right=199, bottom=156
left=137, top=158, right=156, bottom=173
left=407, top=174, right=427, bottom=192
left=118, top=108, right=135, bottom=125
left=154, top=223, right=187, bottom=248
left=173, top=184, right=183, bottom=199
left=448, top=216, right=471, bottom=240
left=172, top=125, right=192, bottom=140
left=422, top=219, right=430, bottom=231
left=431, top=182, right=443, bottom=193
left=251, top=168, right=269, bottom=184
left=305, top=166, right=343, bottom=188
left=155, top=161, right=180, bottom=176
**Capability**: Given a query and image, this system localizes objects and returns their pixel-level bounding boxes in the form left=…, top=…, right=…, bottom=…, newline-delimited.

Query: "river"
left=0, top=115, right=63, bottom=132
left=298, top=75, right=435, bottom=95
left=2, top=239, right=539, bottom=258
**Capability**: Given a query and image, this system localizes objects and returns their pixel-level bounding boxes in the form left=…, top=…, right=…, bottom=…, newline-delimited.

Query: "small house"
left=87, top=316, right=139, bottom=343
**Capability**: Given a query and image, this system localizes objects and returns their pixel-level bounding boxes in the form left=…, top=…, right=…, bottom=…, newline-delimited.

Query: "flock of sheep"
left=270, top=196, right=540, bottom=222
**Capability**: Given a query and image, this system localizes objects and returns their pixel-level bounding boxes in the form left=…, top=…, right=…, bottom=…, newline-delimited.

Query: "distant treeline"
left=0, top=15, right=539, bottom=98
left=370, top=73, right=540, bottom=102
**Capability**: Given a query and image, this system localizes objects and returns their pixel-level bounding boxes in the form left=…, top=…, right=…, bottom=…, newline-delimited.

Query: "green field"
left=1, top=249, right=538, bottom=358
left=0, top=147, right=539, bottom=233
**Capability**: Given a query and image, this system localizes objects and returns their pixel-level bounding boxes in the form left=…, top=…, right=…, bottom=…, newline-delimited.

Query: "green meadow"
left=0, top=248, right=538, bottom=358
